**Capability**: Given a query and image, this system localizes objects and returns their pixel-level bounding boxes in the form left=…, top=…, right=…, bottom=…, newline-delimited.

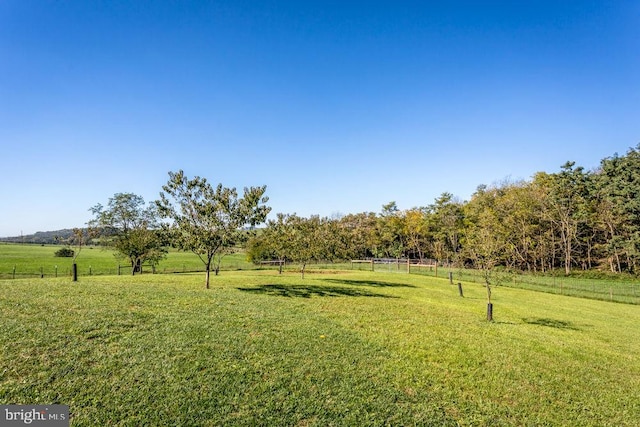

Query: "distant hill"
left=0, top=229, right=76, bottom=245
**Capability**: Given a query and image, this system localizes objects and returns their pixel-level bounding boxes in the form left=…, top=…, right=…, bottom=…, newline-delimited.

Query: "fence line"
left=0, top=262, right=246, bottom=280
left=407, top=267, right=640, bottom=305
left=3, top=259, right=638, bottom=305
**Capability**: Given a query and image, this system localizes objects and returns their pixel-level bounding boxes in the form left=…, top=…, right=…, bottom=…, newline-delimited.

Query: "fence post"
left=449, top=271, right=453, bottom=285
left=13, top=265, right=16, bottom=279
left=40, top=266, right=44, bottom=278
left=458, top=282, right=464, bottom=297
left=371, top=259, right=374, bottom=272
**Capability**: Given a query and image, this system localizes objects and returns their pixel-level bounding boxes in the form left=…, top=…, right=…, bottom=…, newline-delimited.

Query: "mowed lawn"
left=0, top=270, right=638, bottom=426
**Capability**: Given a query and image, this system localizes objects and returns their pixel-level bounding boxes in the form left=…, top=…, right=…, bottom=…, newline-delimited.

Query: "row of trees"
left=465, top=146, right=640, bottom=275
left=248, top=145, right=640, bottom=277
left=85, top=145, right=640, bottom=288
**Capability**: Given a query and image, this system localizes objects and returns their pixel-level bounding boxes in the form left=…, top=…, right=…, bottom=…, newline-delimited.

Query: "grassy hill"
left=0, top=229, right=76, bottom=244
left=1, top=270, right=638, bottom=425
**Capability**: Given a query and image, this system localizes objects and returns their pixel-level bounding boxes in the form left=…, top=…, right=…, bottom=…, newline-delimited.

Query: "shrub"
left=54, top=247, right=75, bottom=258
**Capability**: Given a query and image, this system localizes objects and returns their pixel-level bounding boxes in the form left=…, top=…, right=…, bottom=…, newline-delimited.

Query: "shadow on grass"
left=522, top=317, right=582, bottom=330
left=237, top=284, right=397, bottom=299
left=321, top=278, right=416, bottom=288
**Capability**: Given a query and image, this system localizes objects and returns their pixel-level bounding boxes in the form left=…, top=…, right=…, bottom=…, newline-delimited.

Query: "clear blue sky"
left=1, top=1, right=638, bottom=237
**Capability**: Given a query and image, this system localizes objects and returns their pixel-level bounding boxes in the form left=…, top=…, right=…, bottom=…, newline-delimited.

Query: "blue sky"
left=1, top=1, right=638, bottom=237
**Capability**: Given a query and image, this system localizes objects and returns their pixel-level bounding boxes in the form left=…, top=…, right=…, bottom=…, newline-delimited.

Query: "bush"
left=54, top=247, right=75, bottom=258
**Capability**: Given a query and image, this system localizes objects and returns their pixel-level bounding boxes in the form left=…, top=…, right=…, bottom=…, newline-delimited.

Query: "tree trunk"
left=131, top=259, right=141, bottom=275
left=564, top=237, right=571, bottom=275
left=486, top=278, right=493, bottom=321
left=205, top=261, right=211, bottom=289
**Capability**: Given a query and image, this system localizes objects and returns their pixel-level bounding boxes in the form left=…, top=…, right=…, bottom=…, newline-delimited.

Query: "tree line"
left=248, top=145, right=640, bottom=277
left=85, top=145, right=640, bottom=288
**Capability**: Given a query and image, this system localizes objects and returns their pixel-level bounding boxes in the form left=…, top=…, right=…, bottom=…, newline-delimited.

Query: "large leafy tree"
left=156, top=170, right=270, bottom=288
left=402, top=208, right=430, bottom=262
left=271, top=214, right=325, bottom=279
left=535, top=162, right=591, bottom=275
left=488, top=182, right=545, bottom=271
left=428, top=192, right=464, bottom=268
left=90, top=193, right=166, bottom=275
left=595, top=145, right=640, bottom=273
left=337, top=212, right=378, bottom=260
left=377, top=202, right=406, bottom=259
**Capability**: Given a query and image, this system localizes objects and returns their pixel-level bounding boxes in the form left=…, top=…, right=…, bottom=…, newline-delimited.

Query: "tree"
left=247, top=213, right=292, bottom=273
left=536, top=162, right=590, bottom=275
left=428, top=192, right=464, bottom=270
left=273, top=214, right=324, bottom=279
left=487, top=181, right=545, bottom=272
left=594, top=145, right=640, bottom=273
left=402, top=208, right=430, bottom=262
left=337, top=212, right=378, bottom=260
left=377, top=202, right=406, bottom=259
left=247, top=214, right=341, bottom=278
left=463, top=185, right=508, bottom=321
left=90, top=193, right=166, bottom=275
left=156, top=170, right=270, bottom=288
left=56, top=227, right=97, bottom=281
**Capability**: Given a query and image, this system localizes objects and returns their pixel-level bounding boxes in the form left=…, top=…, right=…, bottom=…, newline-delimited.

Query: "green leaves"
left=90, top=193, right=166, bottom=274
left=594, top=144, right=640, bottom=272
left=156, top=170, right=271, bottom=287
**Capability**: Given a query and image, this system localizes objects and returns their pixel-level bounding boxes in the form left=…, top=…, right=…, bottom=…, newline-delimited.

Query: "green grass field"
left=4, top=243, right=640, bottom=306
left=1, top=269, right=638, bottom=425
left=371, top=261, right=640, bottom=305
left=0, top=243, right=253, bottom=278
